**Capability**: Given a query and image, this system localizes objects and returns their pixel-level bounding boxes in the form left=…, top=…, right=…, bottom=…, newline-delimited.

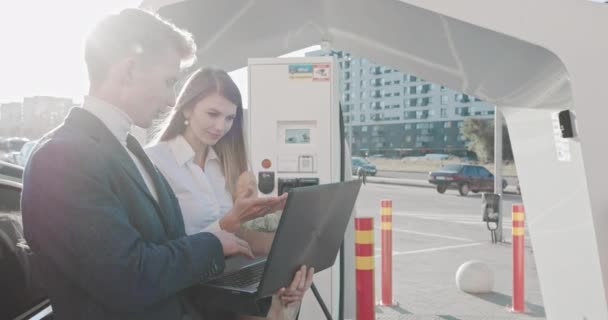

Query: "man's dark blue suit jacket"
left=21, top=107, right=224, bottom=319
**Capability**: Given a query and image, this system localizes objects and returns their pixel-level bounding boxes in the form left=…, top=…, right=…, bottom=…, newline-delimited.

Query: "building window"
left=416, top=122, right=429, bottom=129
left=417, top=110, right=429, bottom=119
left=421, top=97, right=431, bottom=106
left=409, top=98, right=418, bottom=107
left=421, top=84, right=432, bottom=94
left=441, top=95, right=448, bottom=105
left=406, top=136, right=412, bottom=142
left=404, top=124, right=412, bottom=130
left=344, top=71, right=351, bottom=80
left=441, top=85, right=447, bottom=91
left=456, top=107, right=470, bottom=116
left=345, top=83, right=351, bottom=91
left=457, top=121, right=464, bottom=128
left=384, top=92, right=392, bottom=97
left=404, top=111, right=416, bottom=119
left=359, top=103, right=364, bottom=111
left=409, top=86, right=417, bottom=95
left=392, top=104, right=400, bottom=109
left=444, top=121, right=452, bottom=128
left=360, top=80, right=364, bottom=87
left=444, top=135, right=448, bottom=142
left=440, top=108, right=447, bottom=118
left=360, top=115, right=366, bottom=123
left=394, top=80, right=401, bottom=85
left=410, top=75, right=417, bottom=81
left=394, top=92, right=401, bottom=96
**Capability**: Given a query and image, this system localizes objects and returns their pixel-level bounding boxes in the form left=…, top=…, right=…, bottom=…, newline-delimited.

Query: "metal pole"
left=494, top=106, right=504, bottom=242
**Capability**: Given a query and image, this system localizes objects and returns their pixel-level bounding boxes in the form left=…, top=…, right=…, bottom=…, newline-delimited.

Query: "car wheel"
left=459, top=183, right=470, bottom=196
left=436, top=185, right=447, bottom=194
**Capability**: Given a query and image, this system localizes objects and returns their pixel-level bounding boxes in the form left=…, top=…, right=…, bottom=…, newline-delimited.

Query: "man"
left=21, top=9, right=280, bottom=320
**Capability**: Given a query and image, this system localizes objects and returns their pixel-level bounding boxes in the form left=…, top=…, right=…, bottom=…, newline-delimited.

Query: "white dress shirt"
left=145, top=135, right=233, bottom=235
left=81, top=96, right=159, bottom=202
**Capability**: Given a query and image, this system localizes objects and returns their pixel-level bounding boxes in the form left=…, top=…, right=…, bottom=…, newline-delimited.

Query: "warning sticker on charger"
left=312, top=64, right=330, bottom=81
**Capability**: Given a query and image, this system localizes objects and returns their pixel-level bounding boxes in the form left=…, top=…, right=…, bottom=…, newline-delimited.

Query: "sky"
left=0, top=1, right=318, bottom=106
left=0, top=1, right=141, bottom=103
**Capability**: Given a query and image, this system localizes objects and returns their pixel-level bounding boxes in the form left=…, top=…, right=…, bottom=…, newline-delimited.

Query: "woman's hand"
left=234, top=171, right=258, bottom=199
left=220, top=195, right=284, bottom=232
left=276, top=265, right=314, bottom=307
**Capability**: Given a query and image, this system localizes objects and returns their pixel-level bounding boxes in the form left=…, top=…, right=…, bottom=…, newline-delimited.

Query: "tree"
left=461, top=118, right=513, bottom=163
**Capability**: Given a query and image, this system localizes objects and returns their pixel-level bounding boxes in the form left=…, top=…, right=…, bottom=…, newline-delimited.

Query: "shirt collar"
left=169, top=135, right=219, bottom=166
left=81, top=95, right=133, bottom=146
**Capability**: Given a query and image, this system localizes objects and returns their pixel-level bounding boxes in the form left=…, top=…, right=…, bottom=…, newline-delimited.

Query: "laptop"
left=200, top=179, right=362, bottom=299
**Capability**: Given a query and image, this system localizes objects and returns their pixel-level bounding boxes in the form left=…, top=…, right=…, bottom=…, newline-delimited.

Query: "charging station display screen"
left=285, top=128, right=310, bottom=144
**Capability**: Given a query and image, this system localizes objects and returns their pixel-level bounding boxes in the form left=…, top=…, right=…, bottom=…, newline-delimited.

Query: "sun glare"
left=0, top=1, right=141, bottom=103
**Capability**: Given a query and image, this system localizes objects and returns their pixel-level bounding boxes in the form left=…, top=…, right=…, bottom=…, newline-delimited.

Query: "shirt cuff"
left=203, top=220, right=222, bottom=232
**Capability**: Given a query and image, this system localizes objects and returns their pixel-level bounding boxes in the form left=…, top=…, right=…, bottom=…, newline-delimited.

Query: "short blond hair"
left=85, top=8, right=196, bottom=86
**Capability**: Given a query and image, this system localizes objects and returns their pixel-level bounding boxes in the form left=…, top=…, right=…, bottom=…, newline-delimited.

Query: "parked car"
left=351, top=157, right=377, bottom=176
left=0, top=178, right=52, bottom=320
left=17, top=141, right=37, bottom=167
left=428, top=163, right=507, bottom=196
left=0, top=137, right=30, bottom=153
left=0, top=160, right=24, bottom=182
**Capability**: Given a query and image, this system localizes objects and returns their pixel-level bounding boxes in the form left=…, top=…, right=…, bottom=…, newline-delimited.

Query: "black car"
left=351, top=157, right=377, bottom=176
left=428, top=164, right=507, bottom=196
left=0, top=178, right=52, bottom=320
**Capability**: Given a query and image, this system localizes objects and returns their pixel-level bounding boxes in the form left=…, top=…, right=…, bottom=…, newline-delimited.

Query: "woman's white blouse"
left=145, top=135, right=233, bottom=235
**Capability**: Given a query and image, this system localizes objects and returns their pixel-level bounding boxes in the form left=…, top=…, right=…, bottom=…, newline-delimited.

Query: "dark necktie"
left=126, top=134, right=177, bottom=237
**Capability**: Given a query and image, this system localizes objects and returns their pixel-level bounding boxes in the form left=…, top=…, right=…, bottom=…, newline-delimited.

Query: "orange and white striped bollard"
left=379, top=199, right=395, bottom=306
left=512, top=204, right=525, bottom=313
left=355, top=217, right=375, bottom=320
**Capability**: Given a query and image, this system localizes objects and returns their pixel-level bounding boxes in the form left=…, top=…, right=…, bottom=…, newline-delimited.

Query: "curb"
left=356, top=176, right=519, bottom=195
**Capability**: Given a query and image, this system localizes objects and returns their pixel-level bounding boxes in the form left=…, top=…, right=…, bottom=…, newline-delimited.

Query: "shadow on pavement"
left=471, top=292, right=546, bottom=317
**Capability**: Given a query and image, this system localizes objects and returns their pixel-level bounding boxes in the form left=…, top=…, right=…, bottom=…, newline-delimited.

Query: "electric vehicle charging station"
left=247, top=56, right=355, bottom=319
left=139, top=1, right=608, bottom=319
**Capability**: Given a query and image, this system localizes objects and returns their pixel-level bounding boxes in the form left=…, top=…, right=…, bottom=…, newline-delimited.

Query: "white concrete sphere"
left=455, top=260, right=494, bottom=293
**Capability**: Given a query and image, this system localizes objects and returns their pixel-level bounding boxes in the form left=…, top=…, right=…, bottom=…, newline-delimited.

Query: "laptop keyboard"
left=213, top=262, right=265, bottom=288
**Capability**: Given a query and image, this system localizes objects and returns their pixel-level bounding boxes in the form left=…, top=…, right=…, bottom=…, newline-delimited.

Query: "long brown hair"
left=153, top=67, right=247, bottom=196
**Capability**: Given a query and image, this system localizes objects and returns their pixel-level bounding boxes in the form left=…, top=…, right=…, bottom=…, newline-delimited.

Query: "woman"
left=146, top=68, right=312, bottom=319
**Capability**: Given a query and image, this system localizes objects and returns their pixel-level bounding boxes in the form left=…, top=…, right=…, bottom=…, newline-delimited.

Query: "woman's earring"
left=184, top=119, right=190, bottom=126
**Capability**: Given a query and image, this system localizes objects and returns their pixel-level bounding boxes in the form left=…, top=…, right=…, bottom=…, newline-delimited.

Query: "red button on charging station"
left=262, top=159, right=272, bottom=169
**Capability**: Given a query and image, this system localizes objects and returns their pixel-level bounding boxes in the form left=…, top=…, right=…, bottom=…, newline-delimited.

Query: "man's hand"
left=209, top=230, right=254, bottom=258
left=276, top=265, right=314, bottom=307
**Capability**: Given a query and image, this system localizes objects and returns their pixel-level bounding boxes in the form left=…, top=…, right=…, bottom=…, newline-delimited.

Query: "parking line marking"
left=374, top=242, right=482, bottom=258
left=378, top=227, right=474, bottom=242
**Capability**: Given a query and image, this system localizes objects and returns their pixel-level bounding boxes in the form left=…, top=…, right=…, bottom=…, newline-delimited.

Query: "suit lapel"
left=64, top=108, right=172, bottom=237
